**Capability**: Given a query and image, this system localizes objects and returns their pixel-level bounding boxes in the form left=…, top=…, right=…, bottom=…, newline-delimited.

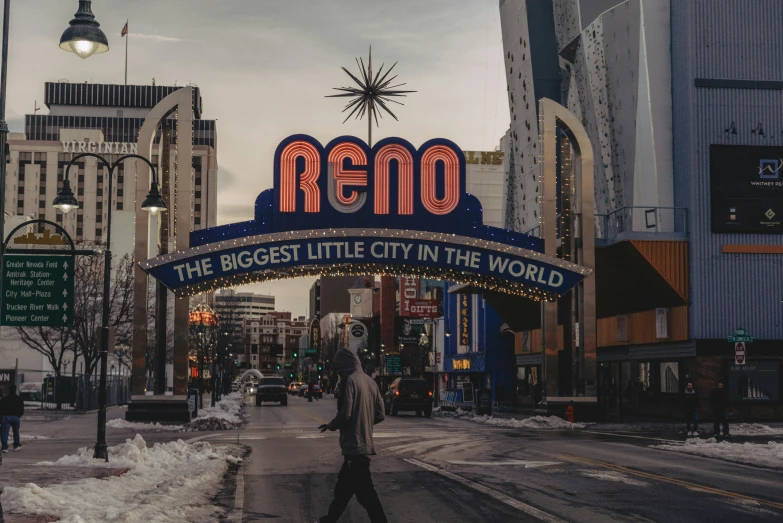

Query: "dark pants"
left=321, top=456, right=387, bottom=523
left=686, top=409, right=698, bottom=433
left=1, top=416, right=21, bottom=450
left=713, top=409, right=730, bottom=436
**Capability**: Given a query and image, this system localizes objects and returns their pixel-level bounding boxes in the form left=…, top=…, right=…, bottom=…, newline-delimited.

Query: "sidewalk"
left=0, top=408, right=190, bottom=523
left=471, top=407, right=783, bottom=443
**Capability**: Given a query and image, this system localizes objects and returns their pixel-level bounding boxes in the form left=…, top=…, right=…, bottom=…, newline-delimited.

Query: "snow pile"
left=653, top=438, right=783, bottom=470
left=107, top=419, right=183, bottom=432
left=730, top=423, right=783, bottom=436
left=470, top=414, right=586, bottom=430
left=187, top=392, right=244, bottom=431
left=435, top=409, right=585, bottom=429
left=2, top=434, right=241, bottom=522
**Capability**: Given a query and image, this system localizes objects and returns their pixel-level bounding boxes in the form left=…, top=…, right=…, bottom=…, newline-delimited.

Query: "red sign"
left=399, top=277, right=420, bottom=315
left=404, top=299, right=440, bottom=318
left=735, top=342, right=746, bottom=365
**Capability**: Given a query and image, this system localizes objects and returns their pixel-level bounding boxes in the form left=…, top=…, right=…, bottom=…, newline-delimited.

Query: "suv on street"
left=384, top=378, right=433, bottom=417
left=256, top=377, right=288, bottom=406
left=288, top=381, right=303, bottom=395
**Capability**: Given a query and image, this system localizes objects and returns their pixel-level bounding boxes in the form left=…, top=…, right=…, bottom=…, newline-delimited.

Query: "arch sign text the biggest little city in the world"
left=141, top=134, right=590, bottom=300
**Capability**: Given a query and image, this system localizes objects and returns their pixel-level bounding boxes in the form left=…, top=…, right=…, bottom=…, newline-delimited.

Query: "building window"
left=77, top=215, right=83, bottom=222
left=96, top=228, right=102, bottom=237
left=76, top=228, right=83, bottom=236
left=194, top=217, right=200, bottom=225
left=39, top=187, right=46, bottom=195
left=195, top=191, right=201, bottom=199
left=96, top=201, right=103, bottom=210
left=96, top=215, right=102, bottom=223
left=117, top=202, right=123, bottom=210
left=660, top=362, right=679, bottom=393
left=56, top=214, right=62, bottom=223
left=38, top=200, right=45, bottom=208
left=16, top=201, right=23, bottom=208
left=77, top=188, right=84, bottom=196
left=195, top=204, right=201, bottom=211
left=117, top=189, right=123, bottom=197
left=17, top=186, right=24, bottom=194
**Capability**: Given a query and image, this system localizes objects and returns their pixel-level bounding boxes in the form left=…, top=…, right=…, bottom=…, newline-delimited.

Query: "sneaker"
left=1, top=449, right=7, bottom=453
left=13, top=445, right=21, bottom=451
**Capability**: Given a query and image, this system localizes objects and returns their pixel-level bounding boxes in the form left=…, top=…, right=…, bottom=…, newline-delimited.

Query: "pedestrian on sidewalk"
left=0, top=385, right=24, bottom=452
left=495, top=382, right=506, bottom=411
left=710, top=381, right=730, bottom=438
left=318, top=348, right=388, bottom=523
left=684, top=382, right=699, bottom=437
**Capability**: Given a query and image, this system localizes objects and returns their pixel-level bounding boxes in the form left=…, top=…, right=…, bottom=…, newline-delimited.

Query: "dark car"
left=384, top=378, right=433, bottom=417
left=256, top=377, right=288, bottom=406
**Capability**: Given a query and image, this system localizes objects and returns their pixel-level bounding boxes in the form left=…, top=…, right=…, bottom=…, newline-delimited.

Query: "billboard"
left=396, top=317, right=430, bottom=346
left=458, top=294, right=472, bottom=352
left=710, top=145, right=783, bottom=233
left=728, top=361, right=780, bottom=402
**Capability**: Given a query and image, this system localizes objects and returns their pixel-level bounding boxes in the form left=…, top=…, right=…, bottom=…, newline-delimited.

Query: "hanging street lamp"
left=59, top=0, right=109, bottom=59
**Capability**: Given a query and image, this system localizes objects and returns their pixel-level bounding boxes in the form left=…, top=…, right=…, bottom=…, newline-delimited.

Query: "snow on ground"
left=730, top=423, right=783, bottom=436
left=2, top=434, right=241, bottom=523
left=435, top=409, right=585, bottom=429
left=187, top=392, right=244, bottom=431
left=107, top=419, right=183, bottom=431
left=579, top=469, right=649, bottom=487
left=652, top=438, right=783, bottom=470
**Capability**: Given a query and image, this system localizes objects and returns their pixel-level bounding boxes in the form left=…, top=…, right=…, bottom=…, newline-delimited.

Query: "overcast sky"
left=9, top=0, right=509, bottom=316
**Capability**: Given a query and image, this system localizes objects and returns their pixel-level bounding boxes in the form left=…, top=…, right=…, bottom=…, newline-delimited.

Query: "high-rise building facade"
left=464, top=149, right=505, bottom=228
left=215, top=290, right=276, bottom=321
left=498, top=0, right=783, bottom=419
left=5, top=82, right=218, bottom=248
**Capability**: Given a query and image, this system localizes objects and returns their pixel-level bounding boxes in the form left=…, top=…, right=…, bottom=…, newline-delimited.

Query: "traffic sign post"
left=734, top=341, right=746, bottom=365
left=1, top=255, right=74, bottom=327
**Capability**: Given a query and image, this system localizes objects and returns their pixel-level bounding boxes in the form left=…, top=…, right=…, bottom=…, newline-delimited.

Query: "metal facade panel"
left=671, top=0, right=783, bottom=341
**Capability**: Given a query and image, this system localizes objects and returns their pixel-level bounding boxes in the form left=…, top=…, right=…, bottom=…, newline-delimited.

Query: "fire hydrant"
left=565, top=404, right=575, bottom=423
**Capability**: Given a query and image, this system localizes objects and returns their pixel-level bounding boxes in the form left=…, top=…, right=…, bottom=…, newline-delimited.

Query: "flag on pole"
left=121, top=22, right=128, bottom=37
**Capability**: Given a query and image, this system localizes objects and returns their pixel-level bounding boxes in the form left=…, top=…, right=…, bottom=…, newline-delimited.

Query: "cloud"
left=131, top=33, right=197, bottom=43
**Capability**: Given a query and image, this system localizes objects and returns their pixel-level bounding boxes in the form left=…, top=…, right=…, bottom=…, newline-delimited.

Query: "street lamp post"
left=0, top=1, right=107, bottom=518
left=53, top=152, right=165, bottom=461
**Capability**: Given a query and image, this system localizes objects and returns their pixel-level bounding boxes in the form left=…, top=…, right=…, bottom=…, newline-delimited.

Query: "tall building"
left=214, top=290, right=276, bottom=321
left=497, top=0, right=783, bottom=419
left=5, top=82, right=218, bottom=248
left=464, top=149, right=505, bottom=228
left=242, top=312, right=306, bottom=372
left=309, top=276, right=358, bottom=320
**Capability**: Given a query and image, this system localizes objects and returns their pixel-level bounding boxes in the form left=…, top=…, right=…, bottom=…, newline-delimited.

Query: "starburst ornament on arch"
left=326, top=46, right=416, bottom=146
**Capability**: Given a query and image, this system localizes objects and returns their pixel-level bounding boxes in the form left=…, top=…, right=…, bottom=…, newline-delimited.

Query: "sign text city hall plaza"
left=141, top=135, right=590, bottom=298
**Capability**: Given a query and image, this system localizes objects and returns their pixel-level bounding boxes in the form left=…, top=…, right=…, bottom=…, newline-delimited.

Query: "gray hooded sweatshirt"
left=328, top=348, right=385, bottom=456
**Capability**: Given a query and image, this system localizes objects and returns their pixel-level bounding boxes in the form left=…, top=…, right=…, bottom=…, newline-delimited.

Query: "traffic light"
left=276, top=364, right=281, bottom=370
left=293, top=351, right=298, bottom=358
left=317, top=364, right=323, bottom=371
left=289, top=372, right=294, bottom=378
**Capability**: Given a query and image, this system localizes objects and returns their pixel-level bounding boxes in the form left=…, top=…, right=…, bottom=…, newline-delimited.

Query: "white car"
left=244, top=382, right=257, bottom=395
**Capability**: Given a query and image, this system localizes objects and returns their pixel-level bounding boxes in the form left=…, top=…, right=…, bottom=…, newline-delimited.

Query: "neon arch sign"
left=140, top=135, right=590, bottom=300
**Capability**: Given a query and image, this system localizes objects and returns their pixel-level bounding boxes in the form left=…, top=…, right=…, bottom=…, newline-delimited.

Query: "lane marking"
left=404, top=458, right=567, bottom=523
left=446, top=460, right=562, bottom=468
left=226, top=463, right=245, bottom=522
left=557, top=454, right=783, bottom=510
left=289, top=405, right=329, bottom=424
left=581, top=430, right=681, bottom=444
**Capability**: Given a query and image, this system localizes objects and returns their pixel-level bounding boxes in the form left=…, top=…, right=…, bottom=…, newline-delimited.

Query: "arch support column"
left=538, top=98, right=596, bottom=400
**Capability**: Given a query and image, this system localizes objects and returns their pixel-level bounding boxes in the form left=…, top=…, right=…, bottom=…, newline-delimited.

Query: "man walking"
left=319, top=348, right=387, bottom=523
left=710, top=381, right=730, bottom=438
left=0, top=385, right=24, bottom=452
left=684, top=381, right=699, bottom=437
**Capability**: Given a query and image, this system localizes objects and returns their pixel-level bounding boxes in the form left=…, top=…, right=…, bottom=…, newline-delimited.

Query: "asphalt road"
left=201, top=394, right=783, bottom=523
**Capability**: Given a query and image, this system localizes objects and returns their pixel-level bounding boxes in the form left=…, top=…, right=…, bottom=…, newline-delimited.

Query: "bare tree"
left=213, top=294, right=244, bottom=398
left=14, top=326, right=73, bottom=380
left=71, top=254, right=134, bottom=379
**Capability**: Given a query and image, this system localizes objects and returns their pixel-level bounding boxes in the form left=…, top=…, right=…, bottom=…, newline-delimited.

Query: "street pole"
left=0, top=4, right=11, bottom=517
left=55, top=152, right=162, bottom=462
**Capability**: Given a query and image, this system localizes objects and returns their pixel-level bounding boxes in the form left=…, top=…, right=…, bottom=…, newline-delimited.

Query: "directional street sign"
left=305, top=348, right=319, bottom=357
left=734, top=342, right=746, bottom=365
left=386, top=354, right=402, bottom=374
left=728, top=327, right=754, bottom=343
left=1, top=255, right=75, bottom=327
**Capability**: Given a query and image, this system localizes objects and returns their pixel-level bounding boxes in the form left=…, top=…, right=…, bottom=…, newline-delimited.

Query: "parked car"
left=298, top=384, right=308, bottom=397
left=384, top=378, right=433, bottom=417
left=256, top=377, right=287, bottom=406
left=288, top=381, right=303, bottom=395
